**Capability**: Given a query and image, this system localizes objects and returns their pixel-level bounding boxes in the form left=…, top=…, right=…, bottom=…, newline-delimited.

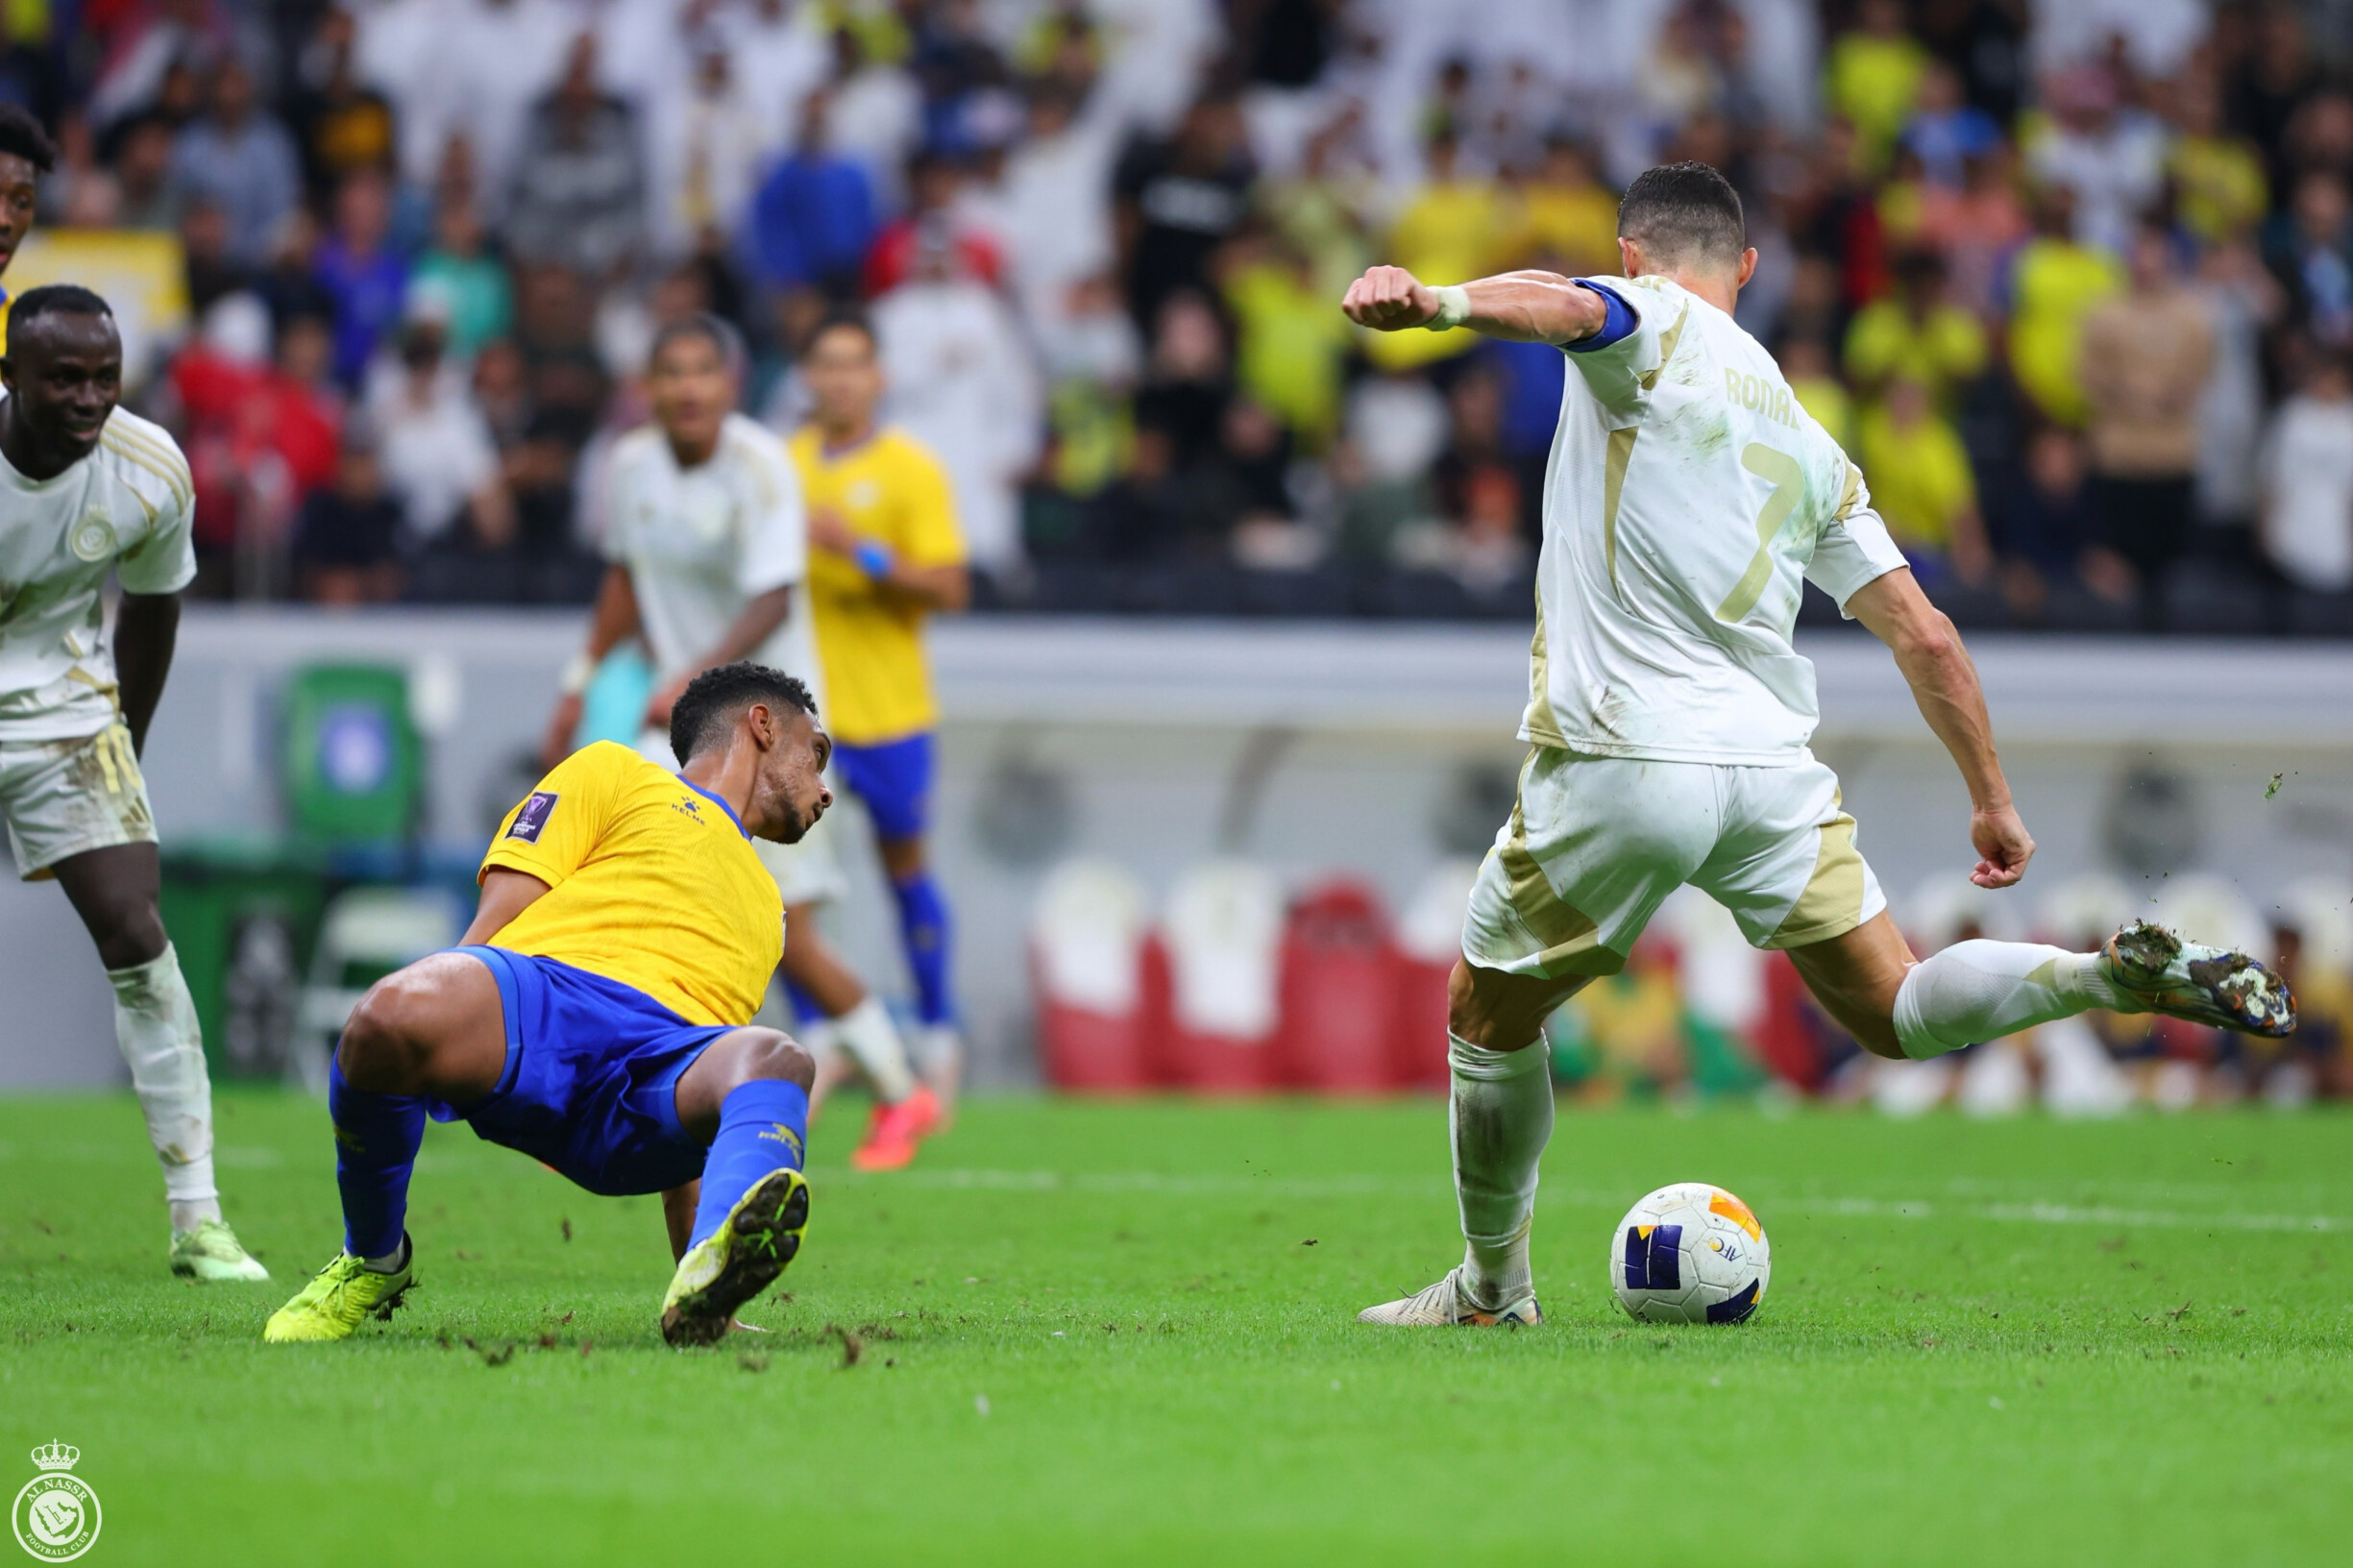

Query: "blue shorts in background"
left=831, top=730, right=935, bottom=842
left=432, top=945, right=734, bottom=1196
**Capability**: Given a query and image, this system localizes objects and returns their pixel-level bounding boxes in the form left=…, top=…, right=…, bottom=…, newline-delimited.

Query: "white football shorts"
left=1, top=723, right=159, bottom=878
left=1461, top=746, right=1886, bottom=979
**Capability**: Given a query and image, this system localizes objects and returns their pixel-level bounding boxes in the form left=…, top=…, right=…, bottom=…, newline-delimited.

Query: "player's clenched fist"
left=1341, top=265, right=1440, bottom=331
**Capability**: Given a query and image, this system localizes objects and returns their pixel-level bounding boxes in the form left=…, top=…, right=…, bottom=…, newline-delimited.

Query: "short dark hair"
left=800, top=306, right=876, bottom=359
left=648, top=312, right=742, bottom=375
left=1617, top=161, right=1747, bottom=269
left=669, top=662, right=816, bottom=764
left=0, top=106, right=57, bottom=174
left=6, top=285, right=113, bottom=355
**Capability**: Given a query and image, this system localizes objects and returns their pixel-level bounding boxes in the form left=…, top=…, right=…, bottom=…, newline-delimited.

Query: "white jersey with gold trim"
left=601, top=411, right=821, bottom=699
left=1527, top=274, right=1909, bottom=766
left=0, top=404, right=197, bottom=742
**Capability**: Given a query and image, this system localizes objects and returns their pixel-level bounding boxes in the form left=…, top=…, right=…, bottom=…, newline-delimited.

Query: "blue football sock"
left=688, top=1079, right=810, bottom=1251
left=329, top=1057, right=426, bottom=1260
left=890, top=870, right=953, bottom=1027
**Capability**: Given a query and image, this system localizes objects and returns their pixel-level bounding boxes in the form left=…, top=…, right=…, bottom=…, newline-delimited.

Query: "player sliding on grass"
left=266, top=664, right=829, bottom=1347
left=1342, top=161, right=2296, bottom=1329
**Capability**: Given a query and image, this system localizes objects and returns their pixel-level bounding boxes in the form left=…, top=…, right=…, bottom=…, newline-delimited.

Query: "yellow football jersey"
left=789, top=426, right=965, bottom=746
left=479, top=742, right=782, bottom=1026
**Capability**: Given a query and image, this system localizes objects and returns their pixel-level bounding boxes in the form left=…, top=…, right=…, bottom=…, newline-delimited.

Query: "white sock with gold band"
left=1892, top=941, right=2121, bottom=1061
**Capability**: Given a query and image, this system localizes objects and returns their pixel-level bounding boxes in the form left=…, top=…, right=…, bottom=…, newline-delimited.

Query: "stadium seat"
left=1160, top=860, right=1285, bottom=1092
left=1030, top=859, right=1156, bottom=1093
left=1274, top=880, right=1397, bottom=1093
left=293, top=886, right=464, bottom=1092
left=1237, top=567, right=1350, bottom=618
left=1924, top=578, right=2008, bottom=629
left=1127, top=564, right=1243, bottom=617
left=2035, top=582, right=2140, bottom=634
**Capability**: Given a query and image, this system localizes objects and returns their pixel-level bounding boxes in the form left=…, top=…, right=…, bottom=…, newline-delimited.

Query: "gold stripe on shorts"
left=1768, top=807, right=1867, bottom=948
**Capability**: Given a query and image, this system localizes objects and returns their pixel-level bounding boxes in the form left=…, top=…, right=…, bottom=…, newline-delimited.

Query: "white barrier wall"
left=6, top=609, right=2351, bottom=1087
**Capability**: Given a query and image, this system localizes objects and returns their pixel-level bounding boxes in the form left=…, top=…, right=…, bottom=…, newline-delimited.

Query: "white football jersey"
left=0, top=405, right=197, bottom=742
left=1527, top=275, right=1909, bottom=765
left=601, top=412, right=821, bottom=698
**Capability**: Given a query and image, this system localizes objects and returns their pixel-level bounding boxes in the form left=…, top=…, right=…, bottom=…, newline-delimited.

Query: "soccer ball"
left=1609, top=1182, right=1771, bottom=1324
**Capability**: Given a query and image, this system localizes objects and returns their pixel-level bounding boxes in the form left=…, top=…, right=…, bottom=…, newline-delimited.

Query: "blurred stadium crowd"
left=1028, top=857, right=2353, bottom=1109
left=10, top=0, right=2353, bottom=625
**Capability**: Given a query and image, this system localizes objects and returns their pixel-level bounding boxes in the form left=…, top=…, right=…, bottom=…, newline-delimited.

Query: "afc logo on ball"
left=12, top=1441, right=102, bottom=1562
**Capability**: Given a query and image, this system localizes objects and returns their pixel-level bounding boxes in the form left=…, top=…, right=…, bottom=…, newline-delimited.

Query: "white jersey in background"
left=601, top=411, right=821, bottom=699
left=0, top=405, right=197, bottom=739
left=1528, top=274, right=1909, bottom=766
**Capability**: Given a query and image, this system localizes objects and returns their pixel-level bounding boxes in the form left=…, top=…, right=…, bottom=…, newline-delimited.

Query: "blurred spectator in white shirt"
left=2026, top=64, right=2168, bottom=257
left=823, top=25, right=922, bottom=210
left=874, top=229, right=1042, bottom=573
left=724, top=0, right=831, bottom=150
left=996, top=86, right=1119, bottom=328
left=647, top=38, right=777, bottom=262
left=370, top=318, right=510, bottom=549
left=2260, top=352, right=2353, bottom=593
left=405, top=0, right=576, bottom=209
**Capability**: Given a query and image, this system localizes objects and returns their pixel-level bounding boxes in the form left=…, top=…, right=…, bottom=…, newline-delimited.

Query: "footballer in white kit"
left=546, top=316, right=937, bottom=1187
left=0, top=284, right=266, bottom=1280
left=1341, top=163, right=2296, bottom=1329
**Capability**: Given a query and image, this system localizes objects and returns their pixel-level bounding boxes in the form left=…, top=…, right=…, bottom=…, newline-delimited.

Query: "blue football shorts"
left=830, top=730, right=934, bottom=842
left=429, top=945, right=736, bottom=1196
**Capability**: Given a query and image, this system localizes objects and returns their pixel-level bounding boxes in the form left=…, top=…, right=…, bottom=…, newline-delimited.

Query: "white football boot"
left=2101, top=921, right=2295, bottom=1038
left=1358, top=1267, right=1542, bottom=1327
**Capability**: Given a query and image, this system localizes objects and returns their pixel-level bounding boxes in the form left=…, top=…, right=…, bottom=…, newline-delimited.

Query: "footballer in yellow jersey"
left=265, top=665, right=836, bottom=1348
left=790, top=311, right=971, bottom=1132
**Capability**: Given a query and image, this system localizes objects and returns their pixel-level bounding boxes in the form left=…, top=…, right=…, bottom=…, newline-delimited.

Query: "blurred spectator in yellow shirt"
left=1777, top=336, right=1853, bottom=452
left=1364, top=127, right=1512, bottom=372
left=1824, top=0, right=1930, bottom=171
left=1856, top=375, right=1992, bottom=582
left=1220, top=230, right=1355, bottom=448
left=2167, top=66, right=2267, bottom=247
left=1844, top=249, right=1989, bottom=408
left=2006, top=184, right=2125, bottom=427
left=1511, top=134, right=1620, bottom=280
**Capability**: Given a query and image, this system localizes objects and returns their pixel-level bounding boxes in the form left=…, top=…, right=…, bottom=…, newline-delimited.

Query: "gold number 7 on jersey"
left=1715, top=443, right=1806, bottom=624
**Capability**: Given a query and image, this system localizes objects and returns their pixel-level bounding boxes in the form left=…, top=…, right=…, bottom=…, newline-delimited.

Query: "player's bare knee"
left=336, top=979, right=431, bottom=1091
left=85, top=896, right=166, bottom=971
left=733, top=1028, right=816, bottom=1091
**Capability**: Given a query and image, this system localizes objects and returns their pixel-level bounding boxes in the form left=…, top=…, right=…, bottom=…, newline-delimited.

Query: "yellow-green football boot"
left=660, top=1169, right=810, bottom=1348
left=262, top=1239, right=416, bottom=1343
left=170, top=1217, right=270, bottom=1282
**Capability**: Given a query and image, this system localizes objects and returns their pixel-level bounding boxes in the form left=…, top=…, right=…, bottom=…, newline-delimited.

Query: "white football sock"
left=108, top=945, right=221, bottom=1218
left=832, top=995, right=916, bottom=1103
left=1893, top=941, right=2122, bottom=1061
left=361, top=1236, right=410, bottom=1273
left=1450, top=1032, right=1554, bottom=1308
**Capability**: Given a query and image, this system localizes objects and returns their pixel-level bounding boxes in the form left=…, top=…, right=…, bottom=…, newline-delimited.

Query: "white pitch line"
left=844, top=1168, right=2351, bottom=1234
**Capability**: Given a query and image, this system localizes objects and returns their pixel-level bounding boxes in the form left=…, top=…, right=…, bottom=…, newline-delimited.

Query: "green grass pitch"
left=2, top=1090, right=2347, bottom=1566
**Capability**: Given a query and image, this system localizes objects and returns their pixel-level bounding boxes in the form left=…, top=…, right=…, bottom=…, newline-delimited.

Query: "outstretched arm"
left=1844, top=568, right=2033, bottom=889
left=1340, top=266, right=1611, bottom=346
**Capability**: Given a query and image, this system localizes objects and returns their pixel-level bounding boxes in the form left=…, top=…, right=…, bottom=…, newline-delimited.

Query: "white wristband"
left=1425, top=284, right=1471, bottom=331
left=558, top=650, right=597, bottom=698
